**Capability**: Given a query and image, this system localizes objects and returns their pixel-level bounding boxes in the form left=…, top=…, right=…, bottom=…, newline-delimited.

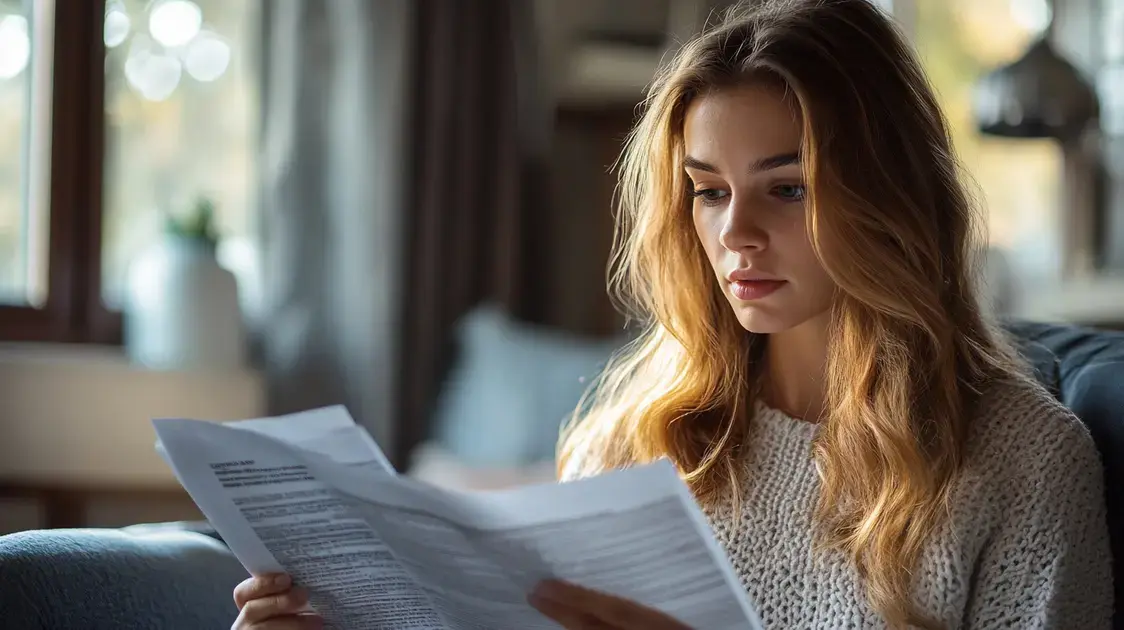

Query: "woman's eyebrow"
left=683, top=152, right=801, bottom=175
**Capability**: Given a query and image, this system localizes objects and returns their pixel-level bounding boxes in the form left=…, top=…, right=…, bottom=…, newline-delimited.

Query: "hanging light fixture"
left=972, top=0, right=1103, bottom=279
left=972, top=0, right=1099, bottom=139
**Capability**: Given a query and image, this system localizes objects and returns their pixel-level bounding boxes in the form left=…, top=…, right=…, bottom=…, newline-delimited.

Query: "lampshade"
left=972, top=37, right=1099, bottom=140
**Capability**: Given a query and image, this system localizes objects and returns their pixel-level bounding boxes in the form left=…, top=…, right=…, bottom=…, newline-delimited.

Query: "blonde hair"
left=558, top=0, right=1026, bottom=627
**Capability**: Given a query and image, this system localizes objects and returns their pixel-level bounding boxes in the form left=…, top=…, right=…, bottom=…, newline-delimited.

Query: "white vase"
left=124, top=235, right=247, bottom=370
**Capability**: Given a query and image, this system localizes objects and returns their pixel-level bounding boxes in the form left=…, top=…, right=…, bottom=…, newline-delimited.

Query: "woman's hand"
left=528, top=580, right=693, bottom=630
left=231, top=573, right=323, bottom=630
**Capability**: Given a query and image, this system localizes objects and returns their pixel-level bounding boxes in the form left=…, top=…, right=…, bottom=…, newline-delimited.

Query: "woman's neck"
left=762, top=311, right=830, bottom=422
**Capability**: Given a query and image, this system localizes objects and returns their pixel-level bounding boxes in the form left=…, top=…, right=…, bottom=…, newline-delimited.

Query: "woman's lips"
left=729, top=279, right=786, bottom=301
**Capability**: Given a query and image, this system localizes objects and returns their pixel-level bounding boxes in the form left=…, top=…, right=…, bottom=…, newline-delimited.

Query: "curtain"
left=393, top=0, right=550, bottom=468
left=258, top=0, right=550, bottom=469
left=257, top=0, right=413, bottom=456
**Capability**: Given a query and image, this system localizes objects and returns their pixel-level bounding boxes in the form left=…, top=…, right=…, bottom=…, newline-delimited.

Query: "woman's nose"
left=718, top=200, right=768, bottom=253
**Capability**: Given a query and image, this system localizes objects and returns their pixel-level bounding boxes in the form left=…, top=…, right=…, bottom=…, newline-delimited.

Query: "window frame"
left=0, top=0, right=121, bottom=343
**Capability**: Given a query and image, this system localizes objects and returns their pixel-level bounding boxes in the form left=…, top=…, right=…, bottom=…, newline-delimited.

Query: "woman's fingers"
left=240, top=614, right=324, bottom=630
left=230, top=575, right=322, bottom=630
left=237, top=587, right=310, bottom=624
left=530, top=580, right=692, bottom=630
left=234, top=574, right=292, bottom=610
left=531, top=598, right=614, bottom=629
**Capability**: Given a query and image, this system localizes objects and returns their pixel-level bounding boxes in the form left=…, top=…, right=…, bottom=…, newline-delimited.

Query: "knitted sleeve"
left=964, top=410, right=1113, bottom=629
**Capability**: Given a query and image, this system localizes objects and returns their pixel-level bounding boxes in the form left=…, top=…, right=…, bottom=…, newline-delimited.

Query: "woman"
left=232, top=0, right=1112, bottom=628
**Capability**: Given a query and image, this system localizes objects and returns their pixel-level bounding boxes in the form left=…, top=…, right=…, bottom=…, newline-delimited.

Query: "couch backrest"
left=1005, top=321, right=1124, bottom=628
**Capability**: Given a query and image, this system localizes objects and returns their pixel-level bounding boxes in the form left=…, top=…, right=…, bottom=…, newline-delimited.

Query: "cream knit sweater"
left=565, top=380, right=1113, bottom=629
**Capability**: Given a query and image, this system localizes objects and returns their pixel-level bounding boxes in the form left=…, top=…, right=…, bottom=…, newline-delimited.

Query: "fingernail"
left=274, top=574, right=291, bottom=587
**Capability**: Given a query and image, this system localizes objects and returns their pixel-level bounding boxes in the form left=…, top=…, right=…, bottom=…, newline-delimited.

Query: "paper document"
left=153, top=407, right=763, bottom=630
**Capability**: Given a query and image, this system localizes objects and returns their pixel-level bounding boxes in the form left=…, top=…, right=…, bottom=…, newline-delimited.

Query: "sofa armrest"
left=0, top=528, right=246, bottom=629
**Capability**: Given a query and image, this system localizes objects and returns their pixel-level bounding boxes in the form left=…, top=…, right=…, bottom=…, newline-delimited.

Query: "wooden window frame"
left=0, top=0, right=121, bottom=344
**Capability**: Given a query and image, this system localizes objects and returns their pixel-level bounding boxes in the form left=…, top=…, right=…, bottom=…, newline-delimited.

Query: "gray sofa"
left=0, top=525, right=245, bottom=629
left=1, top=321, right=1121, bottom=629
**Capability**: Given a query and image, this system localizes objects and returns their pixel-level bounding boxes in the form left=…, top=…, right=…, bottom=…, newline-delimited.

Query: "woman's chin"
left=734, top=300, right=833, bottom=335
left=733, top=301, right=818, bottom=335
left=734, top=307, right=792, bottom=334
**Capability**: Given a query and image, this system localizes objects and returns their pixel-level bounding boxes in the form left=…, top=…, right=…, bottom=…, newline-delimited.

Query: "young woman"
left=232, top=0, right=1112, bottom=628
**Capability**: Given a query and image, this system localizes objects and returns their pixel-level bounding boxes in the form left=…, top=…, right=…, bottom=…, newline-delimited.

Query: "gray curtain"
left=257, top=0, right=552, bottom=469
left=257, top=0, right=413, bottom=456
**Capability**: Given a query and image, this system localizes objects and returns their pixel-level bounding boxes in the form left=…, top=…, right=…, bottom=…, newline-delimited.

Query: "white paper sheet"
left=153, top=408, right=762, bottom=630
left=154, top=406, right=392, bottom=483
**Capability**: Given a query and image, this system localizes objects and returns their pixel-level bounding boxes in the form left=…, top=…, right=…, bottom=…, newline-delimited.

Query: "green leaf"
left=165, top=196, right=221, bottom=247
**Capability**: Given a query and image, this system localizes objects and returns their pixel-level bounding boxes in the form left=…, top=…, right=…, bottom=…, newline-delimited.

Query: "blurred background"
left=0, top=0, right=1122, bottom=532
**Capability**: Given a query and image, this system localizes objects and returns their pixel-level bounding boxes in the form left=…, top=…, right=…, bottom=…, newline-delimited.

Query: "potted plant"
left=123, top=197, right=247, bottom=370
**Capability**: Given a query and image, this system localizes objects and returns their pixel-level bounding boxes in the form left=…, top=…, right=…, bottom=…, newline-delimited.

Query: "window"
left=0, top=0, right=259, bottom=343
left=907, top=0, right=1066, bottom=281
left=0, top=0, right=49, bottom=308
left=102, top=0, right=259, bottom=309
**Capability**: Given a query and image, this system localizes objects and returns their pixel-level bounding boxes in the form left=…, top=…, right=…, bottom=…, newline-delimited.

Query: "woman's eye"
left=772, top=184, right=806, bottom=202
left=690, top=188, right=730, bottom=204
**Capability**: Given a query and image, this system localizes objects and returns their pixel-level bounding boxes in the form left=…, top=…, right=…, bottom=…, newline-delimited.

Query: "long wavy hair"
left=557, top=0, right=1027, bottom=627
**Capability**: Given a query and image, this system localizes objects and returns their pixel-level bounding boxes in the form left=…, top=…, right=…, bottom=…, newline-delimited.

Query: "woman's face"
left=683, top=83, right=835, bottom=334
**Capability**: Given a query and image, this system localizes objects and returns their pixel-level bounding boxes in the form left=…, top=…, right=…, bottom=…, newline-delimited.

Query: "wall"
left=547, top=109, right=631, bottom=335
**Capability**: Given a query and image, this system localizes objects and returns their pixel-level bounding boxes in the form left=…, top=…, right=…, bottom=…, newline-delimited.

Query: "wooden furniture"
left=0, top=345, right=264, bottom=531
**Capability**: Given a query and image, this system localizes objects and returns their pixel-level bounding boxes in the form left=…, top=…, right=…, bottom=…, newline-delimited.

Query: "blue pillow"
left=430, top=306, right=624, bottom=467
